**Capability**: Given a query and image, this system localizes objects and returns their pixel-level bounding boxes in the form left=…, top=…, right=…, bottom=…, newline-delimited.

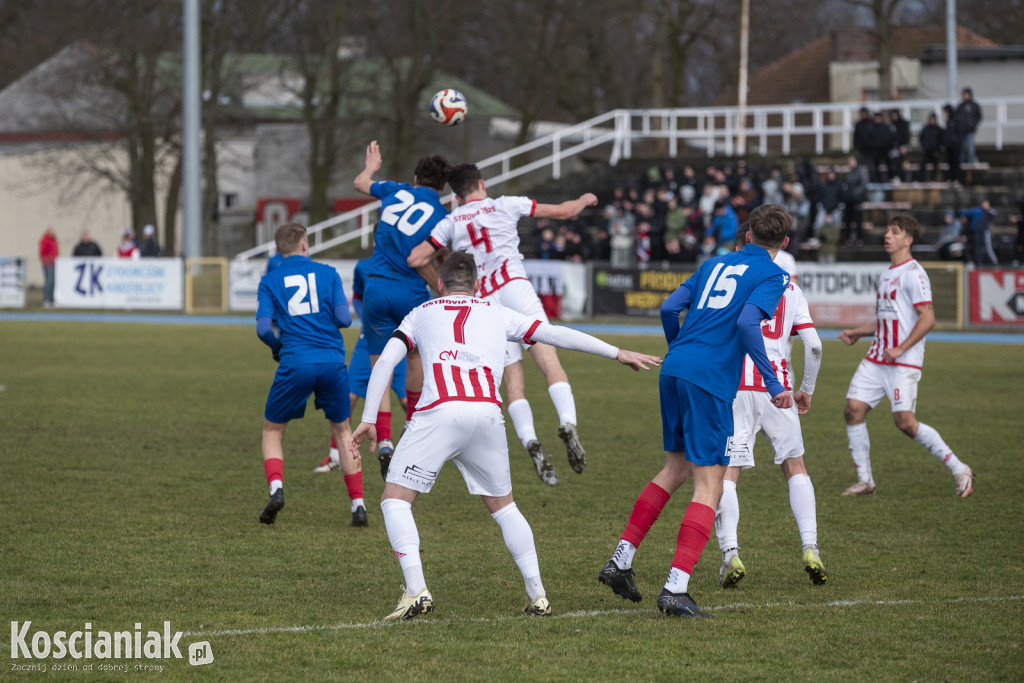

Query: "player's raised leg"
left=529, top=343, right=585, bottom=474
left=379, top=483, right=433, bottom=621
left=504, top=354, right=558, bottom=487
left=896, top=412, right=975, bottom=498
left=484, top=494, right=551, bottom=616
left=260, top=420, right=287, bottom=524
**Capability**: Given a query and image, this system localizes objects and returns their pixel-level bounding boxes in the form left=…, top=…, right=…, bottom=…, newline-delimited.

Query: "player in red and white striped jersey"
left=714, top=225, right=827, bottom=589
left=351, top=251, right=659, bottom=622
left=409, top=163, right=599, bottom=488
left=839, top=215, right=974, bottom=498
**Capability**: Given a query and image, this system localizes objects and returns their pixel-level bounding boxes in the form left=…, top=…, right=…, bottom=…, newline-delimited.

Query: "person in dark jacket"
left=853, top=107, right=877, bottom=180
left=888, top=110, right=910, bottom=183
left=917, top=113, right=943, bottom=182
left=943, top=104, right=963, bottom=185
left=139, top=224, right=162, bottom=258
left=72, top=230, right=102, bottom=257
left=842, top=156, right=869, bottom=245
left=956, top=87, right=982, bottom=164
left=872, top=111, right=893, bottom=182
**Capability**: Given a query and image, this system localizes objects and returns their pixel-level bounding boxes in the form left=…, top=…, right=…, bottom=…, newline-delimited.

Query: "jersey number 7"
left=445, top=305, right=470, bottom=343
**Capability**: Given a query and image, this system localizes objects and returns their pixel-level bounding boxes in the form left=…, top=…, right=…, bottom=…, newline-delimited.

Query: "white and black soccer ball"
left=429, top=89, right=467, bottom=126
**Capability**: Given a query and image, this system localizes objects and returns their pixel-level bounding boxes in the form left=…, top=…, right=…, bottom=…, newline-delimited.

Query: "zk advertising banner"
left=54, top=258, right=183, bottom=310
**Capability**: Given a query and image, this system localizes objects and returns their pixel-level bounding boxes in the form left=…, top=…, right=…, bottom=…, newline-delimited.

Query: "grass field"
left=2, top=319, right=1023, bottom=681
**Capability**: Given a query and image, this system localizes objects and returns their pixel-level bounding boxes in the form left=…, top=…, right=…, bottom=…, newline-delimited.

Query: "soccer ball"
left=429, top=89, right=467, bottom=126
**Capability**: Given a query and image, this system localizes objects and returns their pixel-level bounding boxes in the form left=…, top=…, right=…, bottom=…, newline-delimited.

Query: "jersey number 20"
left=284, top=273, right=320, bottom=316
left=381, top=189, right=436, bottom=236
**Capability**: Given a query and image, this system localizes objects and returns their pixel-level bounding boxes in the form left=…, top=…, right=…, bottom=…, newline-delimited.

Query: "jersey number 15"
left=697, top=263, right=750, bottom=310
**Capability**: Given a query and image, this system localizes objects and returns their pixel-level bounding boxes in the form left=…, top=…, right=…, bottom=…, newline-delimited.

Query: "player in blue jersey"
left=354, top=140, right=451, bottom=478
left=315, top=257, right=409, bottom=474
left=256, top=223, right=361, bottom=526
left=598, top=203, right=795, bottom=618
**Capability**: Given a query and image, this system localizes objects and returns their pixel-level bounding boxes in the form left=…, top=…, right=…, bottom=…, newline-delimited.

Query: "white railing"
left=235, top=96, right=1024, bottom=260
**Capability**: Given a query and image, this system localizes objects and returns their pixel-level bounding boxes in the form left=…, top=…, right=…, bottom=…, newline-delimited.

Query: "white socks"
left=328, top=447, right=341, bottom=464
left=612, top=539, right=637, bottom=571
left=507, top=399, right=538, bottom=448
left=847, top=423, right=874, bottom=486
left=269, top=479, right=282, bottom=495
left=787, top=473, right=818, bottom=548
left=548, top=382, right=577, bottom=426
left=381, top=498, right=426, bottom=595
left=715, top=479, right=740, bottom=554
left=492, top=503, right=545, bottom=601
left=663, top=566, right=691, bottom=593
left=351, top=497, right=365, bottom=513
left=914, top=423, right=968, bottom=474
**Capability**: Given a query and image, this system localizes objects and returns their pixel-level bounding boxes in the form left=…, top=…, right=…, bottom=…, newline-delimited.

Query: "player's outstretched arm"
left=615, top=349, right=663, bottom=371
left=353, top=140, right=383, bottom=195
left=533, top=193, right=599, bottom=221
left=356, top=335, right=410, bottom=453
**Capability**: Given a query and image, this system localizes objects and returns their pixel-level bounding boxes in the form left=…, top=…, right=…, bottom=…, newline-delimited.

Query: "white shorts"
left=385, top=401, right=512, bottom=497
left=726, top=390, right=804, bottom=469
left=846, top=359, right=920, bottom=413
left=487, top=279, right=549, bottom=366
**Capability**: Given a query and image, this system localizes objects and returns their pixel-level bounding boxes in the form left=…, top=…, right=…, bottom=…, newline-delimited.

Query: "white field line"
left=175, top=594, right=1024, bottom=639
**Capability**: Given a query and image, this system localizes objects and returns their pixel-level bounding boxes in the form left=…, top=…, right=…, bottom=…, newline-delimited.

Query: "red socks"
left=622, top=483, right=671, bottom=547
left=264, top=458, right=283, bottom=486
left=406, top=391, right=421, bottom=419
left=670, top=502, right=715, bottom=574
left=376, top=412, right=392, bottom=442
left=343, top=472, right=363, bottom=501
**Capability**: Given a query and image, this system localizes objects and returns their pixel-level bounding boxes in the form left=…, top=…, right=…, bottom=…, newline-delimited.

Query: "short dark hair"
left=448, top=163, right=483, bottom=198
left=735, top=221, right=750, bottom=247
left=747, top=204, right=791, bottom=249
left=414, top=155, right=451, bottom=192
left=889, top=214, right=922, bottom=244
left=438, top=249, right=478, bottom=293
left=275, top=222, right=307, bottom=255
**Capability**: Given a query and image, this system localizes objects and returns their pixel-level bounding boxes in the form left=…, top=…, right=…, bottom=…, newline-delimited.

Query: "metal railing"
left=235, top=96, right=1024, bottom=260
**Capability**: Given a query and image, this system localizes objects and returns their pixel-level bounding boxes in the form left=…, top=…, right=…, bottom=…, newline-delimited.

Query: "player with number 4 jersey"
left=839, top=214, right=974, bottom=498
left=354, top=140, right=451, bottom=480
left=410, top=163, right=598, bottom=487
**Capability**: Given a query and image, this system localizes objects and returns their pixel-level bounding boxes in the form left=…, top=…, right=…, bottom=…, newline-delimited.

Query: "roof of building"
left=718, top=25, right=998, bottom=106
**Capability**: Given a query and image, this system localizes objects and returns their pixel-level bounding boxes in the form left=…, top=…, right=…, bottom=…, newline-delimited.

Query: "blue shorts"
left=348, top=334, right=407, bottom=399
left=264, top=362, right=351, bottom=424
left=362, top=278, right=430, bottom=355
left=659, top=374, right=732, bottom=466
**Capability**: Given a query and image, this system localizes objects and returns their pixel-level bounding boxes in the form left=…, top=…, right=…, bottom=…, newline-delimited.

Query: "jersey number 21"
left=284, top=273, right=320, bottom=316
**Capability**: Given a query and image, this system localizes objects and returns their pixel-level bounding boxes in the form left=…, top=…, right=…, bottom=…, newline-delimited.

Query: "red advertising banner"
left=969, top=269, right=1024, bottom=325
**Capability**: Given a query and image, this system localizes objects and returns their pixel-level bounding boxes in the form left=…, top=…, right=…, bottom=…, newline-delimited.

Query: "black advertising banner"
left=591, top=267, right=693, bottom=317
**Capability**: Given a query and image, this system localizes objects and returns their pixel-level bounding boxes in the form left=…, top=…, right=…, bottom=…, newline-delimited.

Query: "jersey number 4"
left=381, top=189, right=437, bottom=236
left=696, top=264, right=749, bottom=310
left=466, top=222, right=493, bottom=253
left=284, top=273, right=320, bottom=316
